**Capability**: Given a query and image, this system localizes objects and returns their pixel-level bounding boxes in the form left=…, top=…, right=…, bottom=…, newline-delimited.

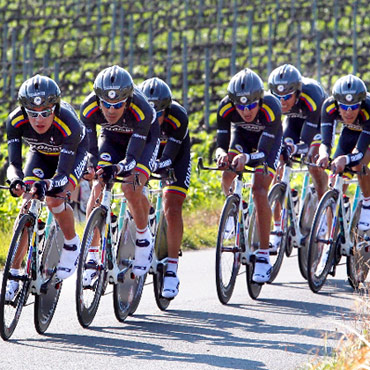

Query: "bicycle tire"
left=267, top=183, right=287, bottom=282
left=298, top=188, right=317, bottom=280
left=76, top=207, right=107, bottom=328
left=34, top=224, right=64, bottom=334
left=307, top=190, right=338, bottom=293
left=347, top=202, right=370, bottom=290
left=0, top=215, right=33, bottom=340
left=215, top=195, right=241, bottom=304
left=113, top=214, right=146, bottom=321
left=153, top=213, right=171, bottom=311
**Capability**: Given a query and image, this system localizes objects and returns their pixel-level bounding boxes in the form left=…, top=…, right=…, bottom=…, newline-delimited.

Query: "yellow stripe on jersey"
left=361, top=108, right=370, bottom=121
left=83, top=101, right=99, bottom=117
left=261, top=103, right=275, bottom=122
left=54, top=116, right=72, bottom=136
left=326, top=103, right=336, bottom=114
left=167, top=114, right=181, bottom=128
left=300, top=92, right=317, bottom=111
left=129, top=103, right=145, bottom=121
left=219, top=103, right=233, bottom=117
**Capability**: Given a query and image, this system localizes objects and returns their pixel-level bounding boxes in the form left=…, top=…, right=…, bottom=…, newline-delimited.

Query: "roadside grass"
left=301, top=295, right=370, bottom=369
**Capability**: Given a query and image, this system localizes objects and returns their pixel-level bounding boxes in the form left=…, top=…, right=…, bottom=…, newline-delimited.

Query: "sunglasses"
left=101, top=98, right=127, bottom=109
left=338, top=103, right=360, bottom=111
left=25, top=106, right=55, bottom=118
left=273, top=92, right=294, bottom=101
left=236, top=101, right=259, bottom=111
left=156, top=110, right=164, bottom=118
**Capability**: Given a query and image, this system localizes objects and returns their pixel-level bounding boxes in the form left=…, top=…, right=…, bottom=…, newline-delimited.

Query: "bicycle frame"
left=278, top=161, right=311, bottom=249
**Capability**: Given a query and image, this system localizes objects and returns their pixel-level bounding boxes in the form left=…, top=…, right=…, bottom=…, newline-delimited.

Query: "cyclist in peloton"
left=5, top=75, right=88, bottom=300
left=139, top=77, right=191, bottom=299
left=215, top=68, right=283, bottom=283
left=80, top=65, right=159, bottom=282
left=268, top=64, right=328, bottom=251
left=317, top=74, right=370, bottom=231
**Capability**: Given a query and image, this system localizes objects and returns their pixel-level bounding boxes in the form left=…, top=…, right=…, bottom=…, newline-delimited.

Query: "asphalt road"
left=0, top=248, right=360, bottom=370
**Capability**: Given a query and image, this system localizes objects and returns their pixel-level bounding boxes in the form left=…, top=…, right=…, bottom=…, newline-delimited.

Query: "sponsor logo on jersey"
left=33, top=168, right=44, bottom=178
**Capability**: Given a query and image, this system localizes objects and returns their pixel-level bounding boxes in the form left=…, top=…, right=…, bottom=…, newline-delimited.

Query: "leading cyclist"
left=6, top=75, right=88, bottom=299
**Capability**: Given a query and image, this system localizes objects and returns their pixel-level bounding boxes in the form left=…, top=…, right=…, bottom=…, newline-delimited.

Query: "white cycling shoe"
left=162, top=271, right=180, bottom=299
left=132, top=236, right=154, bottom=276
left=252, top=251, right=272, bottom=283
left=83, top=260, right=98, bottom=287
left=358, top=204, right=370, bottom=231
left=269, top=231, right=281, bottom=253
left=5, top=280, right=19, bottom=301
left=56, top=241, right=81, bottom=280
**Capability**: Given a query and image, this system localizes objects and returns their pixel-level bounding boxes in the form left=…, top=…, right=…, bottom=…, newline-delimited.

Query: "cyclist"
left=139, top=77, right=191, bottom=299
left=317, top=74, right=370, bottom=231
left=268, top=64, right=327, bottom=251
left=6, top=75, right=88, bottom=300
left=80, top=65, right=159, bottom=281
left=215, top=68, right=283, bottom=283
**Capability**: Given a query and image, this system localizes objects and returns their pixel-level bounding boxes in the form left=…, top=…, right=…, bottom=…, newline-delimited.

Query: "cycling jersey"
left=158, top=101, right=191, bottom=197
left=80, top=87, right=157, bottom=170
left=6, top=101, right=88, bottom=192
left=282, top=77, right=326, bottom=154
left=321, top=94, right=370, bottom=166
left=216, top=93, right=282, bottom=174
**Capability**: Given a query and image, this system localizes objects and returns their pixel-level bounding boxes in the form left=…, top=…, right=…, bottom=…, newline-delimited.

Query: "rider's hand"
left=9, top=179, right=26, bottom=197
left=216, top=152, right=230, bottom=169
left=317, top=154, right=329, bottom=169
left=83, top=166, right=96, bottom=181
left=97, top=165, right=118, bottom=182
left=117, top=158, right=136, bottom=177
left=31, top=180, right=48, bottom=200
left=231, top=153, right=247, bottom=172
left=331, top=155, right=346, bottom=174
left=281, top=145, right=293, bottom=163
left=152, top=159, right=171, bottom=177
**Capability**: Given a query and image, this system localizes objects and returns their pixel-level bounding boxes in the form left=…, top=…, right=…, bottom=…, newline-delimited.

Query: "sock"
left=273, top=222, right=281, bottom=231
left=363, top=197, right=370, bottom=207
left=136, top=226, right=152, bottom=242
left=65, top=234, right=80, bottom=246
left=87, top=247, right=99, bottom=261
left=9, top=268, right=21, bottom=276
left=166, top=258, right=178, bottom=274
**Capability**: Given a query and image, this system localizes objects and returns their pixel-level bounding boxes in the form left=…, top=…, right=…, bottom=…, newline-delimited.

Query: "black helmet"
left=227, top=68, right=264, bottom=105
left=138, top=77, right=172, bottom=111
left=94, top=65, right=134, bottom=102
left=332, top=74, right=367, bottom=105
left=268, top=64, right=302, bottom=96
left=18, top=74, right=61, bottom=109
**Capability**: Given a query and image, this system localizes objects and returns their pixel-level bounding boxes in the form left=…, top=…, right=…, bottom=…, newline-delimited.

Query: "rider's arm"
left=346, top=123, right=370, bottom=166
left=216, top=98, right=234, bottom=156
left=6, top=112, right=24, bottom=181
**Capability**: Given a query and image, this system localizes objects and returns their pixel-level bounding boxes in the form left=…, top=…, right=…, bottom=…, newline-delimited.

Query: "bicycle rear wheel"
left=0, top=215, right=33, bottom=340
left=307, top=190, right=338, bottom=293
left=113, top=213, right=146, bottom=321
left=298, top=188, right=317, bottom=280
left=76, top=207, right=107, bottom=328
left=215, top=195, right=241, bottom=304
left=347, top=202, right=370, bottom=290
left=34, top=224, right=64, bottom=334
left=153, top=213, right=171, bottom=311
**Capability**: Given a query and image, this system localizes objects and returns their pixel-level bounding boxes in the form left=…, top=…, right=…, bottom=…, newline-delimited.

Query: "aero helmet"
left=18, top=75, right=61, bottom=110
left=227, top=68, right=264, bottom=105
left=268, top=64, right=302, bottom=96
left=138, top=77, right=172, bottom=111
left=94, top=65, right=134, bottom=102
left=332, top=74, right=367, bottom=105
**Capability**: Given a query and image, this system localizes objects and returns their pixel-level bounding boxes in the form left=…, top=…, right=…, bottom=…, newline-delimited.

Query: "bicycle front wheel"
left=347, top=202, right=370, bottom=290
left=0, top=215, right=33, bottom=340
left=298, top=188, right=317, bottom=280
left=215, top=195, right=241, bottom=304
left=153, top=213, right=171, bottom=311
left=113, top=214, right=146, bottom=321
left=76, top=207, right=107, bottom=328
left=34, top=224, right=64, bottom=334
left=307, top=190, right=338, bottom=293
